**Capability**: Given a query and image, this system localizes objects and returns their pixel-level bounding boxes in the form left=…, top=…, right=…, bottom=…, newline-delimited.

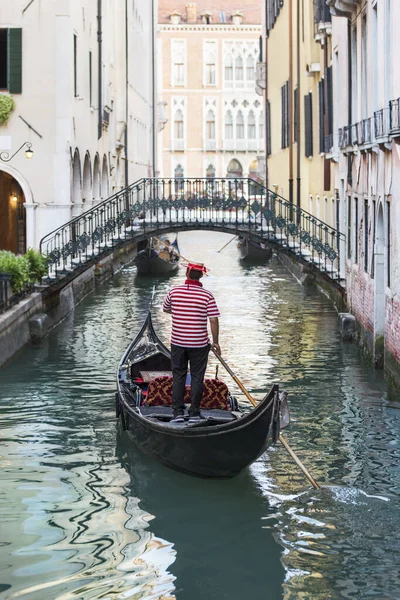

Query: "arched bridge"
left=40, top=178, right=345, bottom=288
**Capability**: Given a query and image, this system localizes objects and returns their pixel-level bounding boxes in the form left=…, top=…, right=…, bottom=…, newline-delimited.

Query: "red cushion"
left=146, top=376, right=230, bottom=410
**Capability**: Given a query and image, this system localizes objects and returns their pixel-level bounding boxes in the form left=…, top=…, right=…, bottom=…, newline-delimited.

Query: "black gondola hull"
left=238, top=238, right=273, bottom=261
left=134, top=251, right=180, bottom=275
left=118, top=388, right=279, bottom=478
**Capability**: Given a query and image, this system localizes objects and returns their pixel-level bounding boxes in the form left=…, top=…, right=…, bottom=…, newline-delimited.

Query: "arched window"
left=227, top=158, right=243, bottom=178
left=174, top=110, right=184, bottom=139
left=175, top=164, right=184, bottom=192
left=205, top=54, right=216, bottom=85
left=248, top=111, right=256, bottom=139
left=236, top=111, right=244, bottom=139
left=206, top=164, right=216, bottom=178
left=246, top=55, right=255, bottom=80
left=225, top=54, right=233, bottom=82
left=259, top=111, right=264, bottom=139
left=235, top=55, right=243, bottom=81
left=225, top=111, right=233, bottom=139
left=206, top=110, right=215, bottom=140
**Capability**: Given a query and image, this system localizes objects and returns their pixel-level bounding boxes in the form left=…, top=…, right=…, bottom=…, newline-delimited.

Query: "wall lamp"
left=0, top=142, right=34, bottom=162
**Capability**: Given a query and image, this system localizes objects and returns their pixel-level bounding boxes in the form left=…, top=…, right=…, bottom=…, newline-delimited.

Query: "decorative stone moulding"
left=256, top=63, right=266, bottom=89
left=327, top=0, right=360, bottom=19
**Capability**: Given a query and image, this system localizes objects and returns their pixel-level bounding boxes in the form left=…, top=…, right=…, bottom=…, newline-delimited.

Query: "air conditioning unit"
left=306, top=62, right=321, bottom=76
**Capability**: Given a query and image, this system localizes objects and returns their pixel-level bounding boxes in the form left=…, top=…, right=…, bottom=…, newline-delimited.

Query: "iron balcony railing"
left=40, top=178, right=345, bottom=283
left=374, top=108, right=389, bottom=139
left=389, top=98, right=400, bottom=134
left=350, top=123, right=358, bottom=146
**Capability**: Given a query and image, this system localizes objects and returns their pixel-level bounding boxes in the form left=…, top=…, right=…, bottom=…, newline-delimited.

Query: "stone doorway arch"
left=373, top=202, right=385, bottom=367
left=0, top=169, right=27, bottom=254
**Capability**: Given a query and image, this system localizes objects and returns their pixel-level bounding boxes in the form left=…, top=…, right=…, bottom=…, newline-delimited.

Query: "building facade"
left=0, top=0, right=157, bottom=253
left=259, top=0, right=335, bottom=225
left=157, top=1, right=264, bottom=181
left=328, top=0, right=400, bottom=383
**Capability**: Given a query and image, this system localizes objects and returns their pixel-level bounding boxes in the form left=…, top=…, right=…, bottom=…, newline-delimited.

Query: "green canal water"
left=1, top=231, right=400, bottom=600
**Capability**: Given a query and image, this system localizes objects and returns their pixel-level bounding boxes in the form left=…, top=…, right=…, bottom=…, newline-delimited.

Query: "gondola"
left=116, top=312, right=289, bottom=478
left=134, top=236, right=180, bottom=275
left=237, top=236, right=273, bottom=261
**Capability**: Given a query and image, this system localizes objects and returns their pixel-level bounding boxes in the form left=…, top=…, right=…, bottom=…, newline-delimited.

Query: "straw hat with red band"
left=184, top=262, right=208, bottom=275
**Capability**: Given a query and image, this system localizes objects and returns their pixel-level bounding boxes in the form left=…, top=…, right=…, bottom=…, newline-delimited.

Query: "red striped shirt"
left=163, top=280, right=220, bottom=347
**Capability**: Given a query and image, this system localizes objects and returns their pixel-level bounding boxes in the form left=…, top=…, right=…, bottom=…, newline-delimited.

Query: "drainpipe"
left=347, top=20, right=352, bottom=185
left=97, top=0, right=102, bottom=140
left=289, top=0, right=294, bottom=209
left=151, top=0, right=156, bottom=176
left=296, top=0, right=301, bottom=210
left=264, top=16, right=269, bottom=189
left=125, top=0, right=129, bottom=187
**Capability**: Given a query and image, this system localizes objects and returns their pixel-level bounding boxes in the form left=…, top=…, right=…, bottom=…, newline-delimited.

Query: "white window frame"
left=171, top=39, right=187, bottom=87
left=203, top=40, right=218, bottom=87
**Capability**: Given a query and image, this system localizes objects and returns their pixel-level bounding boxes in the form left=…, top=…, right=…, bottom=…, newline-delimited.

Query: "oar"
left=211, top=348, right=320, bottom=490
left=217, top=236, right=237, bottom=253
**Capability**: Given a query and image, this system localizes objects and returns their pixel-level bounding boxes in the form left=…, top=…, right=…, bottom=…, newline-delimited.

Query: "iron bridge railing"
left=40, top=178, right=345, bottom=283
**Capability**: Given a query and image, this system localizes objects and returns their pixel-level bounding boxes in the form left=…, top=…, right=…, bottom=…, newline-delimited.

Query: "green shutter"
left=8, top=28, right=22, bottom=94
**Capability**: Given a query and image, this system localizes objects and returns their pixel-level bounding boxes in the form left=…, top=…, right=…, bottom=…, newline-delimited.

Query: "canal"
left=1, top=231, right=400, bottom=600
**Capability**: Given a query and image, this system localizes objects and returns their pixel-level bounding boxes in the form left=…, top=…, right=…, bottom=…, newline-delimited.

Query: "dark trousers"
left=171, top=343, right=210, bottom=417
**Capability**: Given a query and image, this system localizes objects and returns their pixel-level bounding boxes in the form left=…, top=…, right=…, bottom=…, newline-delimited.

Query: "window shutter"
left=266, top=100, right=271, bottom=156
left=8, top=28, right=22, bottom=94
left=318, top=80, right=324, bottom=153
left=304, top=92, right=313, bottom=157
left=327, top=66, right=333, bottom=135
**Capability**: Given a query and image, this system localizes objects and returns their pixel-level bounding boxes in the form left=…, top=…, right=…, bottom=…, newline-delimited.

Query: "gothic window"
left=248, top=111, right=256, bottom=139
left=259, top=111, right=264, bottom=139
left=174, top=55, right=184, bottom=85
left=206, top=110, right=216, bottom=140
left=246, top=55, right=255, bottom=80
left=174, top=109, right=184, bottom=139
left=206, top=164, right=216, bottom=178
left=174, top=164, right=184, bottom=191
left=225, top=54, right=233, bottom=82
left=236, top=111, right=244, bottom=138
left=225, top=111, right=233, bottom=139
left=235, top=55, right=243, bottom=81
left=172, top=40, right=186, bottom=86
left=204, top=41, right=217, bottom=85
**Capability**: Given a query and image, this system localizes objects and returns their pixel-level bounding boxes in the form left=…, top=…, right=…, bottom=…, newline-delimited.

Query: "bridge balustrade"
left=40, top=178, right=345, bottom=285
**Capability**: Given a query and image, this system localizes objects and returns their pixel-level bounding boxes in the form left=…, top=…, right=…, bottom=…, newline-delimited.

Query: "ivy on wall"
left=0, top=95, right=15, bottom=125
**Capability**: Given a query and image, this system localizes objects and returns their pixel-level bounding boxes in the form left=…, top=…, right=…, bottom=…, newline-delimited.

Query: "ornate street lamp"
left=0, top=142, right=34, bottom=162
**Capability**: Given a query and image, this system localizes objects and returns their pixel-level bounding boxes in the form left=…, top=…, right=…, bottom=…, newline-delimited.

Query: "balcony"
left=255, top=62, right=266, bottom=90
left=374, top=108, right=389, bottom=139
left=223, top=139, right=235, bottom=151
left=360, top=118, right=372, bottom=145
left=350, top=123, right=358, bottom=146
left=173, top=139, right=185, bottom=151
left=205, top=139, right=216, bottom=151
left=389, top=98, right=400, bottom=135
left=344, top=125, right=352, bottom=147
left=326, top=0, right=361, bottom=19
left=338, top=127, right=345, bottom=149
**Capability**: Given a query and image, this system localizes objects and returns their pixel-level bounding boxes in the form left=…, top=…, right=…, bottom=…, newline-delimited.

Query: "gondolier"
left=162, top=262, right=221, bottom=424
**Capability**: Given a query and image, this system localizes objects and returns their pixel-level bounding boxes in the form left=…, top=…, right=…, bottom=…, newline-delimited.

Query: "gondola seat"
left=145, top=376, right=231, bottom=411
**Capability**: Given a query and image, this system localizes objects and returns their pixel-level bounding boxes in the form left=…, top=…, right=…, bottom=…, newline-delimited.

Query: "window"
left=246, top=55, right=255, bottom=81
left=354, top=197, right=358, bottom=264
left=225, top=54, right=233, bottom=82
left=174, top=60, right=184, bottom=85
left=318, top=79, right=324, bottom=153
left=351, top=27, right=357, bottom=122
left=266, top=102, right=271, bottom=155
left=387, top=199, right=391, bottom=287
left=206, top=110, right=215, bottom=140
left=281, top=81, right=289, bottom=149
left=205, top=63, right=216, bottom=85
left=364, top=201, right=369, bottom=272
left=0, top=28, right=22, bottom=93
left=236, top=111, right=244, bottom=138
left=304, top=92, right=313, bottom=157
left=248, top=111, right=256, bottom=139
left=371, top=199, right=376, bottom=277
left=74, top=34, right=78, bottom=97
left=361, top=15, right=367, bottom=119
left=225, top=111, right=233, bottom=139
left=174, top=110, right=184, bottom=139
left=206, top=164, right=215, bottom=178
left=89, top=51, right=92, bottom=106
left=347, top=196, right=352, bottom=259
left=294, top=87, right=299, bottom=143
left=259, top=110, right=264, bottom=140
left=174, top=164, right=184, bottom=192
left=235, top=56, right=243, bottom=81
left=172, top=40, right=186, bottom=86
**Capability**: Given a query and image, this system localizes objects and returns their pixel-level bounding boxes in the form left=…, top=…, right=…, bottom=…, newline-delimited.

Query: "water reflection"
left=0, top=231, right=399, bottom=600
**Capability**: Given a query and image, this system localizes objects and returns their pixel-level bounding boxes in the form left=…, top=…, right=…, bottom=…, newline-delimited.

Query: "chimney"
left=170, top=10, right=181, bottom=24
left=232, top=11, right=243, bottom=25
left=186, top=3, right=197, bottom=23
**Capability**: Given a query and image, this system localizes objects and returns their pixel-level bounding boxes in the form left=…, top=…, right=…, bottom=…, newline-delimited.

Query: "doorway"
left=0, top=170, right=26, bottom=254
